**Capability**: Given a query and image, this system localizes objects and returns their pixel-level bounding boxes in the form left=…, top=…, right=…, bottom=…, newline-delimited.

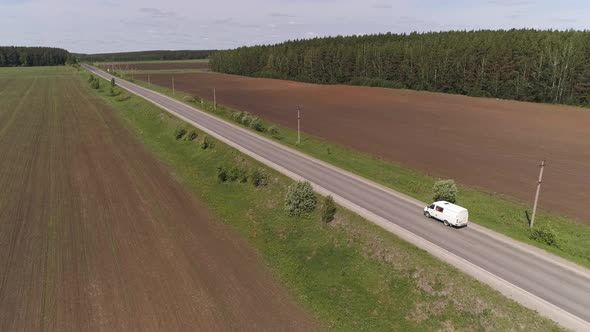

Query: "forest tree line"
left=0, top=46, right=73, bottom=67
left=77, top=50, right=217, bottom=62
left=210, top=29, right=590, bottom=106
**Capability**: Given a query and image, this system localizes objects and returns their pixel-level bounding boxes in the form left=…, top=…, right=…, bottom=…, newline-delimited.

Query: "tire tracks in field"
left=0, top=76, right=37, bottom=139
left=0, top=74, right=49, bottom=332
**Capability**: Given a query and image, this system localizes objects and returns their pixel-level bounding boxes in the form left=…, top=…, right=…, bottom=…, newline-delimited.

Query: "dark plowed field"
left=0, top=68, right=317, bottom=331
left=137, top=72, right=590, bottom=222
left=103, top=61, right=208, bottom=71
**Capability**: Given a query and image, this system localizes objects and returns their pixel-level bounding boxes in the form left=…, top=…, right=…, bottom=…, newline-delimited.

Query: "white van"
left=423, top=201, right=469, bottom=227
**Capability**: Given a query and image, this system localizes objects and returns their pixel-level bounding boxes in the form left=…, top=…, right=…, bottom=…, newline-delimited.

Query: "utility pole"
left=530, top=160, right=546, bottom=228
left=172, top=76, right=175, bottom=96
left=297, top=105, right=302, bottom=145
left=213, top=88, right=217, bottom=110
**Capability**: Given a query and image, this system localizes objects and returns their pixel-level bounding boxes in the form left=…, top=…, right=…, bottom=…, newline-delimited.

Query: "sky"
left=0, top=0, right=588, bottom=54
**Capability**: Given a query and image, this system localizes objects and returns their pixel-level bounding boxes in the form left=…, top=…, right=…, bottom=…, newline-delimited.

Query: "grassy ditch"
left=117, top=73, right=590, bottom=269
left=82, top=70, right=560, bottom=330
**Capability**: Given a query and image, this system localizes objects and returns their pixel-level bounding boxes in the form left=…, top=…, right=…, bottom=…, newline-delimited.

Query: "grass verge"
left=117, top=72, right=590, bottom=269
left=82, top=69, right=560, bottom=330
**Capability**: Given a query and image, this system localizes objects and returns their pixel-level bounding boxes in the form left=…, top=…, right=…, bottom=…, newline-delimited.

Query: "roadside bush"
left=284, top=181, right=317, bottom=217
left=241, top=113, right=252, bottom=127
left=321, top=195, right=337, bottom=223
left=216, top=165, right=228, bottom=183
left=88, top=74, right=95, bottom=83
left=183, top=96, right=195, bottom=103
left=110, top=78, right=116, bottom=87
left=230, top=111, right=244, bottom=122
left=251, top=168, right=269, bottom=187
left=433, top=179, right=458, bottom=203
left=90, top=79, right=100, bottom=90
left=529, top=224, right=559, bottom=247
left=201, top=135, right=211, bottom=149
left=175, top=128, right=187, bottom=140
left=268, top=126, right=282, bottom=139
left=186, top=130, right=198, bottom=141
left=228, top=166, right=248, bottom=183
left=249, top=116, right=265, bottom=132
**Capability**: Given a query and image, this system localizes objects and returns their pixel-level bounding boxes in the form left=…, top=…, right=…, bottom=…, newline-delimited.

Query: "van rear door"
left=457, top=210, right=469, bottom=225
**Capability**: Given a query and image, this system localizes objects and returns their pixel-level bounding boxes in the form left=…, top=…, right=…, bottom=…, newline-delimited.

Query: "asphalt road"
left=84, top=64, right=590, bottom=330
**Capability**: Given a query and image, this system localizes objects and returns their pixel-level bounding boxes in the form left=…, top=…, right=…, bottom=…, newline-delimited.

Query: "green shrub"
left=433, top=179, right=458, bottom=203
left=249, top=116, right=265, bottom=132
left=321, top=196, right=337, bottom=223
left=110, top=78, right=116, bottom=87
left=186, top=130, right=198, bottom=141
left=268, top=126, right=282, bottom=139
left=90, top=79, right=100, bottom=89
left=529, top=225, right=559, bottom=247
left=251, top=168, right=269, bottom=187
left=285, top=181, right=317, bottom=217
left=183, top=95, right=196, bottom=103
left=201, top=135, right=211, bottom=149
left=241, top=113, right=252, bottom=127
left=239, top=169, right=249, bottom=183
left=88, top=74, right=95, bottom=83
left=216, top=165, right=228, bottom=183
left=230, top=111, right=244, bottom=123
left=228, top=165, right=248, bottom=182
left=175, top=128, right=187, bottom=140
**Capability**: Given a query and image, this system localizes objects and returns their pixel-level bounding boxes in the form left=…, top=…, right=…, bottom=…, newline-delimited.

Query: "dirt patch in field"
left=102, top=61, right=209, bottom=71
left=136, top=72, right=590, bottom=222
left=0, top=69, right=318, bottom=331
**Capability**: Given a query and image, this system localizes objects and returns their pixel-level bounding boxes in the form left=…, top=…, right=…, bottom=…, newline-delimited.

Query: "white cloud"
left=0, top=0, right=587, bottom=53
left=372, top=3, right=392, bottom=9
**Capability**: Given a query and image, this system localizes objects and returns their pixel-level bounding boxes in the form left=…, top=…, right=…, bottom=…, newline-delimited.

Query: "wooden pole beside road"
left=297, top=105, right=302, bottom=145
left=530, top=160, right=546, bottom=228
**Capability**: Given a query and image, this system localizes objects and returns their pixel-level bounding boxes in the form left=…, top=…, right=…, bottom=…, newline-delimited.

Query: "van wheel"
left=424, top=211, right=431, bottom=218
left=444, top=220, right=450, bottom=227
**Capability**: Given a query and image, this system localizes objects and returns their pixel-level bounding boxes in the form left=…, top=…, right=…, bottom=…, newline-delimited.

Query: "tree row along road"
left=84, top=64, right=590, bottom=331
